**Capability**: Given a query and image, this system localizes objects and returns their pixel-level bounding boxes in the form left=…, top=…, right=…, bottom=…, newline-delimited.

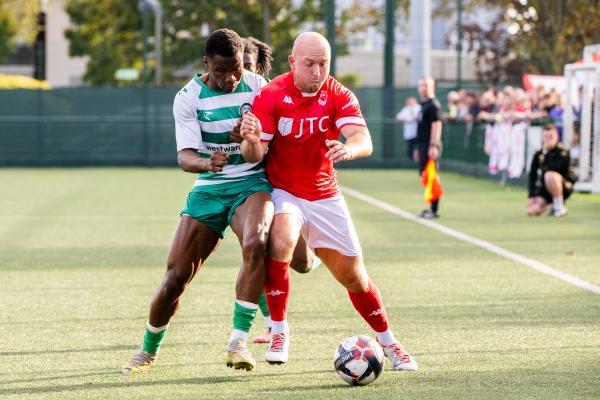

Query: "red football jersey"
left=253, top=72, right=367, bottom=201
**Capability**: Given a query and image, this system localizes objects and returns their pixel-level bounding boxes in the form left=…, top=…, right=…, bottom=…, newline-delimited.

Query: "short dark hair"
left=244, top=37, right=273, bottom=77
left=542, top=123, right=557, bottom=131
left=205, top=29, right=244, bottom=58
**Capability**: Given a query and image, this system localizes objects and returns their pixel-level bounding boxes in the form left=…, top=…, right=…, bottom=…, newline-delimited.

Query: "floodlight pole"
left=262, top=0, right=270, bottom=44
left=409, top=0, right=431, bottom=85
left=138, top=0, right=148, bottom=86
left=326, top=0, right=336, bottom=76
left=383, top=0, right=396, bottom=161
left=456, top=0, right=463, bottom=89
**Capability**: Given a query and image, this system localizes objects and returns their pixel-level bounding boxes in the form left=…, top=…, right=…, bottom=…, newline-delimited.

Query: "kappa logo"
left=368, top=308, right=384, bottom=317
left=278, top=117, right=294, bottom=136
left=283, top=95, right=294, bottom=105
left=267, top=290, right=286, bottom=296
left=341, top=100, right=357, bottom=111
left=199, top=111, right=213, bottom=121
left=318, top=91, right=328, bottom=106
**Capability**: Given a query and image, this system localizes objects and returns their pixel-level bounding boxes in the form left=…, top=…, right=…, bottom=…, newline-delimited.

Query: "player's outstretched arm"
left=326, top=125, right=373, bottom=163
left=240, top=112, right=268, bottom=163
left=177, top=149, right=228, bottom=173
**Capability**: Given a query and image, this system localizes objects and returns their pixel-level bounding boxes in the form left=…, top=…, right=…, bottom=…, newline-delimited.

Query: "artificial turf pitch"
left=0, top=168, right=598, bottom=399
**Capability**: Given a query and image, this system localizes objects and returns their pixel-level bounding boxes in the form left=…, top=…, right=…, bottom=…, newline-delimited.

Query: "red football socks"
left=348, top=280, right=389, bottom=333
left=264, top=257, right=290, bottom=322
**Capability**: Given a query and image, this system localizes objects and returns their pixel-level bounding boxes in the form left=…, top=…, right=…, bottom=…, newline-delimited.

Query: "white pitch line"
left=341, top=186, right=600, bottom=296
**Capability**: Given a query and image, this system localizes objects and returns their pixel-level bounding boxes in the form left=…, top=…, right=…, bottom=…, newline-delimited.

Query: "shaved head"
left=292, top=32, right=331, bottom=58
left=289, top=32, right=331, bottom=93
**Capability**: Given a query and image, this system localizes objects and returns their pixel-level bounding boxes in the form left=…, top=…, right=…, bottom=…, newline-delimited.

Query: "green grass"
left=0, top=168, right=598, bottom=400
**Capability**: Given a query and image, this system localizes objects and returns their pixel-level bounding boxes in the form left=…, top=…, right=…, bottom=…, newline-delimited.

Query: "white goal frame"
left=564, top=45, right=600, bottom=193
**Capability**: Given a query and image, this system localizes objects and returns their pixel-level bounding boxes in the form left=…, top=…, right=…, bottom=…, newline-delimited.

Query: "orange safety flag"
left=420, top=159, right=443, bottom=202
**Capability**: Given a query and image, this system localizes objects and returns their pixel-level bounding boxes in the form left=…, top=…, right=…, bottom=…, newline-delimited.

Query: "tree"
left=0, top=3, right=15, bottom=63
left=460, top=10, right=521, bottom=83
left=2, top=0, right=40, bottom=45
left=500, top=0, right=600, bottom=75
left=65, top=0, right=324, bottom=85
left=65, top=0, right=142, bottom=85
left=457, top=0, right=600, bottom=82
left=329, top=0, right=600, bottom=83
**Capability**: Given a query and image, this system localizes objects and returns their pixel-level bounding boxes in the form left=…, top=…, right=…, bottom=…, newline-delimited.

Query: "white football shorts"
left=271, top=188, right=362, bottom=257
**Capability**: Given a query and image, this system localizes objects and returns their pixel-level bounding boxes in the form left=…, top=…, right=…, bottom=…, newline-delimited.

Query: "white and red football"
left=333, top=335, right=385, bottom=386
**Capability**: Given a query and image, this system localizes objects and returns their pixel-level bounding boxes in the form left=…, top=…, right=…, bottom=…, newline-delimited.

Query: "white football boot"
left=379, top=341, right=418, bottom=371
left=265, top=331, right=289, bottom=364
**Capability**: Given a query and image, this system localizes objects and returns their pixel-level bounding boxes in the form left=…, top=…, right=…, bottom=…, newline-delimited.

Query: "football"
left=333, top=335, right=385, bottom=386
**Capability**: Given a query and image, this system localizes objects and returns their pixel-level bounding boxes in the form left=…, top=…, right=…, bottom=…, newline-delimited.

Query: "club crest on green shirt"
left=240, top=103, right=252, bottom=116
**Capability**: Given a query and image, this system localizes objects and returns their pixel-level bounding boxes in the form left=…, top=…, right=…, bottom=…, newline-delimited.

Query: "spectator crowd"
left=443, top=85, right=580, bottom=181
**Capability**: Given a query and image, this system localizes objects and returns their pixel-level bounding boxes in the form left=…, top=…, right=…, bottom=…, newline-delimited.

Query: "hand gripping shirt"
left=173, top=70, right=267, bottom=188
left=252, top=72, right=367, bottom=201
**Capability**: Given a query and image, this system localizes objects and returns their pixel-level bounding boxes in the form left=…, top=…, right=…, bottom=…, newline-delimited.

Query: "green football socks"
left=257, top=292, right=270, bottom=317
left=142, top=323, right=168, bottom=354
left=233, top=300, right=258, bottom=333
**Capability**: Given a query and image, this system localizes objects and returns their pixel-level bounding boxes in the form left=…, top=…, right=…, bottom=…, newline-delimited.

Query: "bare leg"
left=314, top=248, right=368, bottom=292
left=544, top=171, right=563, bottom=198
left=314, top=248, right=418, bottom=371
left=290, top=235, right=313, bottom=273
left=230, top=191, right=274, bottom=303
left=149, top=216, right=221, bottom=327
left=122, top=216, right=221, bottom=374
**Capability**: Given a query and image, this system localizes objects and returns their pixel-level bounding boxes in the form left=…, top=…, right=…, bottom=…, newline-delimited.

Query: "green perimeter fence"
left=0, top=87, right=488, bottom=175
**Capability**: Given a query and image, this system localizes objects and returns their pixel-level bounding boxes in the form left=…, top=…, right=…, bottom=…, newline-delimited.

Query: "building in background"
left=1, top=0, right=496, bottom=88
left=45, top=0, right=87, bottom=87
left=336, top=0, right=498, bottom=86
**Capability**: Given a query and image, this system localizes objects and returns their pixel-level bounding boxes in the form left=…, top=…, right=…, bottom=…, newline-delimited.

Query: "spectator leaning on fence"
left=395, top=97, right=421, bottom=161
left=526, top=123, right=576, bottom=218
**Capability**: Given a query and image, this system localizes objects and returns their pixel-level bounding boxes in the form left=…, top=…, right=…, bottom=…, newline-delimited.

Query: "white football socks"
left=552, top=196, right=564, bottom=211
left=375, top=329, right=397, bottom=347
left=264, top=315, right=273, bottom=329
left=229, top=329, right=248, bottom=344
left=271, top=319, right=288, bottom=334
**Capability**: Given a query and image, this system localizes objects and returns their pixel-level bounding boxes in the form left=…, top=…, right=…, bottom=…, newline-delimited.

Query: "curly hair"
left=244, top=37, right=273, bottom=78
left=205, top=29, right=244, bottom=58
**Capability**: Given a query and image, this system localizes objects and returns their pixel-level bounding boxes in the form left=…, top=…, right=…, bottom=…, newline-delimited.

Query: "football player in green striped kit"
left=122, top=28, right=273, bottom=374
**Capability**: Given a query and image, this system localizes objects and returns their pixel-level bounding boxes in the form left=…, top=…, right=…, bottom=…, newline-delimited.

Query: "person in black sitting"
left=526, top=123, right=576, bottom=217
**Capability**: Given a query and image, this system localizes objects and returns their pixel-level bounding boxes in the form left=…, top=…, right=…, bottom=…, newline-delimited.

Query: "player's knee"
left=544, top=171, right=561, bottom=185
left=160, top=269, right=190, bottom=301
left=290, top=258, right=311, bottom=274
left=269, top=235, right=295, bottom=261
left=340, top=270, right=369, bottom=292
left=242, top=235, right=268, bottom=266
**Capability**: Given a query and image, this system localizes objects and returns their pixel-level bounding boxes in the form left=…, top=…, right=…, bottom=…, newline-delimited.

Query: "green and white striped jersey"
left=173, top=70, right=267, bottom=187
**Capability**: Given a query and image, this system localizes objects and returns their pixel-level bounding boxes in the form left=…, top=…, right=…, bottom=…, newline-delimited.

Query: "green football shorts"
left=180, top=177, right=273, bottom=238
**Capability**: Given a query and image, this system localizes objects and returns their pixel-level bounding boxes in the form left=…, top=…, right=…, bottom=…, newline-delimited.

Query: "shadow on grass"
left=0, top=341, right=212, bottom=357
left=415, top=344, right=600, bottom=357
left=0, top=375, right=247, bottom=395
left=0, top=370, right=334, bottom=395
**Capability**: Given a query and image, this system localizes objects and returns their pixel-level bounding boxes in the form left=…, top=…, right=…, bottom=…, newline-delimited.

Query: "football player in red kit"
left=238, top=32, right=417, bottom=371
